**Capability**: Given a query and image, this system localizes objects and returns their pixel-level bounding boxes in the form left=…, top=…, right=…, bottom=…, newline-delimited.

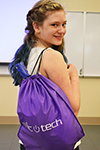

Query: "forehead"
left=45, top=10, right=66, bottom=22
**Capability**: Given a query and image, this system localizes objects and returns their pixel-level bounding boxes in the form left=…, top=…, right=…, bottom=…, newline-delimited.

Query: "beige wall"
left=79, top=77, right=100, bottom=117
left=0, top=0, right=100, bottom=124
left=57, top=0, right=100, bottom=12
left=0, top=75, right=18, bottom=116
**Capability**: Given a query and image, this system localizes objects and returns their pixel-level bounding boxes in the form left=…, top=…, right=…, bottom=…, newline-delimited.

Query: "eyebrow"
left=51, top=20, right=67, bottom=24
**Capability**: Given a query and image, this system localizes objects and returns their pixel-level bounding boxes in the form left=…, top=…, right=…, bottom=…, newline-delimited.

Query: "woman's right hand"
left=67, top=64, right=79, bottom=80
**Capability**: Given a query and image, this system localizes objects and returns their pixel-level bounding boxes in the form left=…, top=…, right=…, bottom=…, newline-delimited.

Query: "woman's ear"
left=32, top=22, right=40, bottom=33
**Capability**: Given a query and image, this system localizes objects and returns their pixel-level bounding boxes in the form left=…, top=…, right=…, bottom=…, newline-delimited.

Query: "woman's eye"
left=62, top=23, right=66, bottom=27
left=52, top=24, right=58, bottom=27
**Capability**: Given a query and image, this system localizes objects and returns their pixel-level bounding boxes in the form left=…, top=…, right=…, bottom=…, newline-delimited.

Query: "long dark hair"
left=8, top=0, right=68, bottom=86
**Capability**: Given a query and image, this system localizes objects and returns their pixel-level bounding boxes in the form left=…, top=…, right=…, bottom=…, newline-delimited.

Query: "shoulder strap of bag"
left=31, top=47, right=48, bottom=76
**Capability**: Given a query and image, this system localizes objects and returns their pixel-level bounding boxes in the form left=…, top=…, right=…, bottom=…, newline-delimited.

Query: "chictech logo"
left=22, top=119, right=63, bottom=133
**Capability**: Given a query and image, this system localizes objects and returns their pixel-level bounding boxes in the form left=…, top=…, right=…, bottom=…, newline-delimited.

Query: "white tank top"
left=27, top=47, right=47, bottom=75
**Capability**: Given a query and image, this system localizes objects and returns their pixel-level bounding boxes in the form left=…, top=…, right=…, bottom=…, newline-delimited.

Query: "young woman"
left=9, top=0, right=81, bottom=150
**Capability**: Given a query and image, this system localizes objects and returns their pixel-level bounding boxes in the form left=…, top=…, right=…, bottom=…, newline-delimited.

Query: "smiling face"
left=33, top=10, right=67, bottom=47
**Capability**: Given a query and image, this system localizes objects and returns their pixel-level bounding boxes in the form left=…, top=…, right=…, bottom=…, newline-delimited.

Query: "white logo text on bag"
left=22, top=119, right=63, bottom=133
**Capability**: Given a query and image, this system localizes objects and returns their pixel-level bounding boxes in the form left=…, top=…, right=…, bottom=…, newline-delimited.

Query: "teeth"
left=55, top=36, right=62, bottom=38
left=57, top=37, right=62, bottom=39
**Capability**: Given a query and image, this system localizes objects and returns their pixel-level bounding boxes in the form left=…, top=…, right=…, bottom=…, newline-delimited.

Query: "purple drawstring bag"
left=16, top=49, right=84, bottom=150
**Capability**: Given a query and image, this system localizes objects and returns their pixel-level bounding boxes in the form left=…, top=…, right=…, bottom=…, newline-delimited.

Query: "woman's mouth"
left=54, top=35, right=63, bottom=40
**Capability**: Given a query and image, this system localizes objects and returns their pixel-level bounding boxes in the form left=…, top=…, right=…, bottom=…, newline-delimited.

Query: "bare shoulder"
left=43, top=48, right=64, bottom=64
left=41, top=48, right=68, bottom=81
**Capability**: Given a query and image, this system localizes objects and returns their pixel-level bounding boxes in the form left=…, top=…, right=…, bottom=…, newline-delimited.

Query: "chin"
left=54, top=43, right=62, bottom=46
left=56, top=41, right=62, bottom=45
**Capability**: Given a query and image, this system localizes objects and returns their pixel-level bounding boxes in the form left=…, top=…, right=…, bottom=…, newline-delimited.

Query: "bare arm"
left=67, top=63, right=80, bottom=116
left=40, top=49, right=80, bottom=116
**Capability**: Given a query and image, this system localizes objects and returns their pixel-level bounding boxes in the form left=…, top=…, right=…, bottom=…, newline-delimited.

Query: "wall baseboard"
left=0, top=116, right=19, bottom=125
left=0, top=116, right=100, bottom=125
left=78, top=117, right=100, bottom=125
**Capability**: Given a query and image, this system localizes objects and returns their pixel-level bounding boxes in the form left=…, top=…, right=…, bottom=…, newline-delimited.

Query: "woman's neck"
left=34, top=38, right=51, bottom=48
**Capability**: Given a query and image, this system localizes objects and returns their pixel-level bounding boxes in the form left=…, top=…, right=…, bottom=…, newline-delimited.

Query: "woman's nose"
left=58, top=25, right=66, bottom=34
